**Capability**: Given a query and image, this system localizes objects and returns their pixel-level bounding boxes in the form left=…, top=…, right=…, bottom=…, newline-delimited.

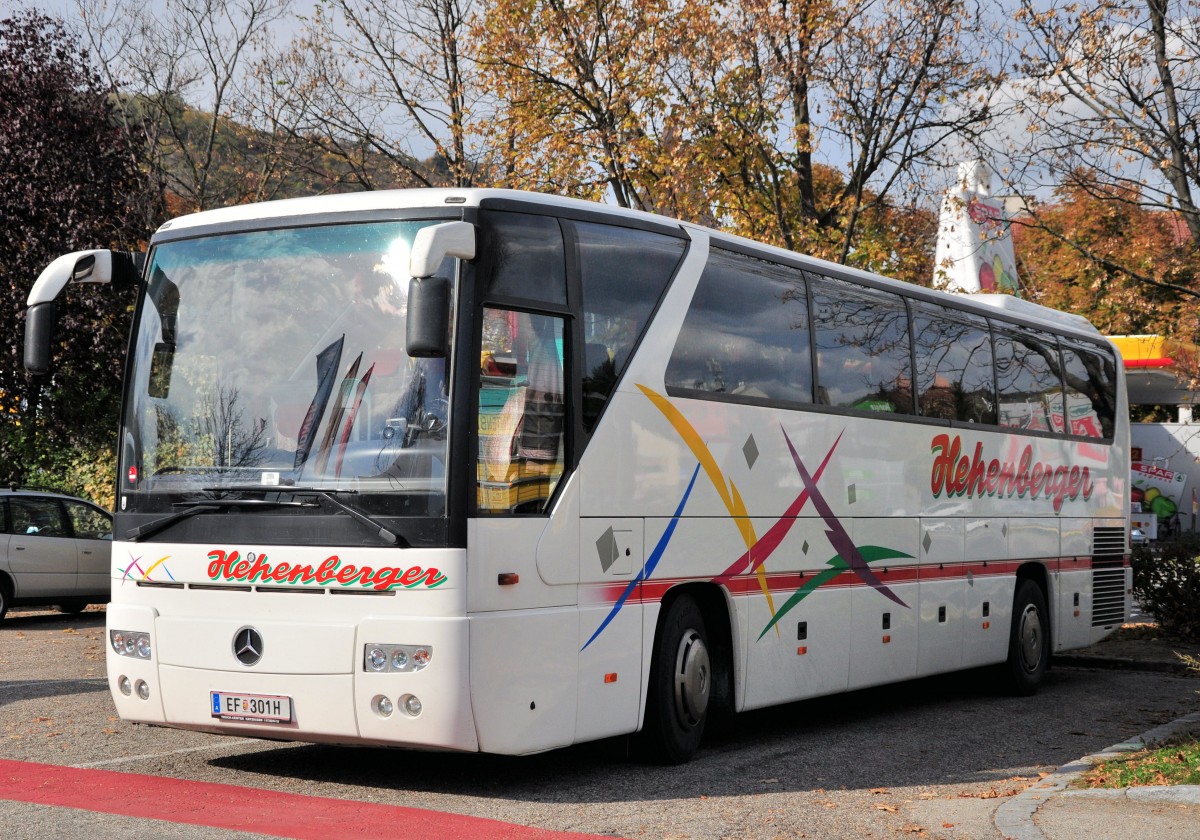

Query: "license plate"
left=210, top=691, right=292, bottom=723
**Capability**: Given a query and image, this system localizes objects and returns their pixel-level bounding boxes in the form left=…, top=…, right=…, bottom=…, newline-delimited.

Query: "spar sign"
left=1131, top=463, right=1187, bottom=523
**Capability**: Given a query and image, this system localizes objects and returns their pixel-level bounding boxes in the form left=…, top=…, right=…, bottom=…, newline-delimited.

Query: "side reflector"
left=604, top=673, right=618, bottom=684
left=497, top=573, right=519, bottom=586
left=882, top=635, right=891, bottom=644
left=982, top=621, right=990, bottom=630
left=797, top=646, right=808, bottom=656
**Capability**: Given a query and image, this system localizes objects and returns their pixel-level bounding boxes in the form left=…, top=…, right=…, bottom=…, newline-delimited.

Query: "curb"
left=993, top=711, right=1200, bottom=840
left=1052, top=653, right=1192, bottom=674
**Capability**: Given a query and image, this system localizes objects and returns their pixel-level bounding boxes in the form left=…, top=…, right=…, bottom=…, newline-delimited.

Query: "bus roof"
left=158, top=188, right=1102, bottom=342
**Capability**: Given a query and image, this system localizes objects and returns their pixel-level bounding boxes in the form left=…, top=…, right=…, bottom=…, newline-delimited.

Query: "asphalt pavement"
left=2, top=609, right=1198, bottom=839
left=1005, top=641, right=1200, bottom=840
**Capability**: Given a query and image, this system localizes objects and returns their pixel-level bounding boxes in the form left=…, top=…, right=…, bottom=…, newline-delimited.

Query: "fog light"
left=118, top=676, right=132, bottom=696
left=124, top=636, right=136, bottom=655
left=136, top=635, right=152, bottom=659
left=366, top=647, right=387, bottom=671
left=402, top=694, right=422, bottom=717
left=375, top=695, right=393, bottom=717
left=412, top=648, right=430, bottom=668
left=135, top=679, right=150, bottom=700
left=391, top=649, right=408, bottom=669
left=111, top=632, right=125, bottom=654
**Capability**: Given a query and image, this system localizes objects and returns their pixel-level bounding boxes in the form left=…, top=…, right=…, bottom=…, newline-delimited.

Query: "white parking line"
left=71, top=739, right=261, bottom=768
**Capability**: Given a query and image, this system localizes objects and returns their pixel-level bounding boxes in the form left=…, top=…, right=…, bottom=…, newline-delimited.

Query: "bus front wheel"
left=640, top=594, right=711, bottom=764
left=1004, top=579, right=1050, bottom=695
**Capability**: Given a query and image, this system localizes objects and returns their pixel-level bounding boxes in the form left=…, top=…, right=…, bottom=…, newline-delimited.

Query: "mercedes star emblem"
left=233, top=626, right=263, bottom=666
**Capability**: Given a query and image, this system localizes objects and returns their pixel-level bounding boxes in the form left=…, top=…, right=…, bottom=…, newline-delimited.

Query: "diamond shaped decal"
left=802, top=540, right=810, bottom=555
left=1002, top=522, right=1008, bottom=538
left=595, top=527, right=619, bottom=573
left=743, top=435, right=759, bottom=469
left=922, top=531, right=933, bottom=554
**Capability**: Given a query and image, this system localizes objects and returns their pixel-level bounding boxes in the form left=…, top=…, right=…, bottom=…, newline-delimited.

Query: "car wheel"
left=56, top=602, right=89, bottom=615
left=0, top=579, right=10, bottom=621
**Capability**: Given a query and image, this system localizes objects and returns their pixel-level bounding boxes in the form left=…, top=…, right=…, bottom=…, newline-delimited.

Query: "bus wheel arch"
left=1004, top=567, right=1051, bottom=695
left=639, top=584, right=733, bottom=763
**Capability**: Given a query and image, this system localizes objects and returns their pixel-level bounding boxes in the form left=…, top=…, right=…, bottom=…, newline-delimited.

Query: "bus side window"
left=911, top=303, right=997, bottom=425
left=1061, top=341, right=1117, bottom=439
left=665, top=249, right=813, bottom=405
left=575, top=222, right=685, bottom=431
left=478, top=308, right=566, bottom=514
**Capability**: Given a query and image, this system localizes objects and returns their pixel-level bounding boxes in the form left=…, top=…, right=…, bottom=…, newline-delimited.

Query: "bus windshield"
left=123, top=220, right=453, bottom=515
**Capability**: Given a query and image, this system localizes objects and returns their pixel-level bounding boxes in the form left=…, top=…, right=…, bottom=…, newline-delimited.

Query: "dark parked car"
left=0, top=487, right=112, bottom=620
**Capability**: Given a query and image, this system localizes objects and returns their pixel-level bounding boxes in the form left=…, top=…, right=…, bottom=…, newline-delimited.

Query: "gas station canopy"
left=1109, top=335, right=1199, bottom=407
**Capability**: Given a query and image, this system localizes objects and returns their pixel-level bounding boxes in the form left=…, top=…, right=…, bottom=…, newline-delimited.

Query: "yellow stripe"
left=637, top=385, right=777, bottom=619
left=142, top=555, right=171, bottom=580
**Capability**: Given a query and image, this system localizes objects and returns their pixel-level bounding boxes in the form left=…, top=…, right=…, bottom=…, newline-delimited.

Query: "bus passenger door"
left=575, top=517, right=644, bottom=743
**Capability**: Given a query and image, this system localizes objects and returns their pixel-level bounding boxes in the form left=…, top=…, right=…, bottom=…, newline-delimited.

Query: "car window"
left=10, top=497, right=68, bottom=537
left=64, top=501, right=112, bottom=540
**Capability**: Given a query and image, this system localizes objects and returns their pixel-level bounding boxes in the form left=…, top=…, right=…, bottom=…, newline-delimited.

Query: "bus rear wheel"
left=1004, top=579, right=1049, bottom=695
left=640, top=594, right=711, bottom=764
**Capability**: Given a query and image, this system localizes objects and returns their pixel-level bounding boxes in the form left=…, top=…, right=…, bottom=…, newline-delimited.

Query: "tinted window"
left=1061, top=341, right=1117, bottom=439
left=911, top=302, right=996, bottom=424
left=994, top=329, right=1063, bottom=432
left=478, top=309, right=566, bottom=514
left=811, top=275, right=913, bottom=414
left=666, top=250, right=813, bottom=404
left=577, top=222, right=685, bottom=430
left=479, top=212, right=567, bottom=304
left=65, top=500, right=112, bottom=540
left=10, top=498, right=67, bottom=537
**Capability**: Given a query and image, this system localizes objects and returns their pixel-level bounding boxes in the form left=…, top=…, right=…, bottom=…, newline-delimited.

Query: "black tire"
left=1005, top=578, right=1050, bottom=695
left=56, top=602, right=89, bottom=615
left=639, top=594, right=711, bottom=764
left=0, top=579, right=9, bottom=621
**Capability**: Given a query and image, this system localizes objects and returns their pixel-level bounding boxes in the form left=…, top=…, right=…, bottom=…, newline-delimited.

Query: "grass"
left=1078, top=739, right=1200, bottom=788
left=1076, top=645, right=1200, bottom=789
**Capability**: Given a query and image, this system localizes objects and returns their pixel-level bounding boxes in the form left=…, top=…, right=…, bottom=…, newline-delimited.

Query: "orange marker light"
left=604, top=673, right=618, bottom=684
left=982, top=621, right=990, bottom=629
left=882, top=635, right=891, bottom=644
left=797, top=646, right=808, bottom=655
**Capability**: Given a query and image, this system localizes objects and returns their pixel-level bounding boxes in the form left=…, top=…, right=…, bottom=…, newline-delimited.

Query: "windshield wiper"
left=206, top=486, right=406, bottom=547
left=126, top=498, right=311, bottom=542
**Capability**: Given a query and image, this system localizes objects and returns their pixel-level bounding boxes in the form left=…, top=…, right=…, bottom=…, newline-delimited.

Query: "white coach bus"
left=25, top=189, right=1130, bottom=762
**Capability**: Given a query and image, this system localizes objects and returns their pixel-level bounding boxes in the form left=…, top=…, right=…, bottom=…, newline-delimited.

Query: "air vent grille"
left=1091, top=526, right=1127, bottom=628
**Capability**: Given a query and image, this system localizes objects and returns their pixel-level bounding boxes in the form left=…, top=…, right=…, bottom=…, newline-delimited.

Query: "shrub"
left=1132, top=536, right=1200, bottom=642
left=22, top=445, right=116, bottom=510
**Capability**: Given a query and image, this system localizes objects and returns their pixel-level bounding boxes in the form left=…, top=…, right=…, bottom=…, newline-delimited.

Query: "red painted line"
left=0, top=759, right=614, bottom=840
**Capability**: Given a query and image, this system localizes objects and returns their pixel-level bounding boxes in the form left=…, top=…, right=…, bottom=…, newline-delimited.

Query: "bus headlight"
left=111, top=629, right=152, bottom=660
left=362, top=644, right=433, bottom=672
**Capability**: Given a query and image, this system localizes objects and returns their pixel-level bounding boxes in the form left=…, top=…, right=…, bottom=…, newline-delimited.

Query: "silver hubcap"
left=1018, top=603, right=1044, bottom=672
left=673, top=628, right=710, bottom=727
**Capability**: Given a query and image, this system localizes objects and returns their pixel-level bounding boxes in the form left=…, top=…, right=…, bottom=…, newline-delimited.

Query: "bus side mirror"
left=409, top=221, right=475, bottom=279
left=406, top=275, right=451, bottom=358
left=24, top=249, right=142, bottom=374
left=24, top=301, right=56, bottom=375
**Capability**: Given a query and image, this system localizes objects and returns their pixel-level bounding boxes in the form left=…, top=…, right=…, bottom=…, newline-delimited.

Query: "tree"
left=256, top=0, right=482, bottom=190
left=1007, top=0, right=1200, bottom=274
left=0, top=10, right=146, bottom=495
left=475, top=0, right=679, bottom=208
left=474, top=0, right=995, bottom=271
left=1016, top=177, right=1199, bottom=338
left=74, top=0, right=295, bottom=216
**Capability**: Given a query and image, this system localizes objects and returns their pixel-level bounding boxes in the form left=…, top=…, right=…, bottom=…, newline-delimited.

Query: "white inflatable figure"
left=934, top=160, right=1020, bottom=295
